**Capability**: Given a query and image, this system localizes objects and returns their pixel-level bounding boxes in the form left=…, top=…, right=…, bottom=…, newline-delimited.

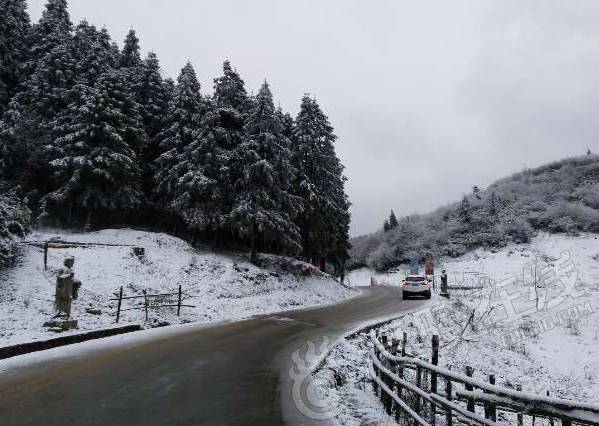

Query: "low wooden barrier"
left=111, top=286, right=195, bottom=323
left=370, top=330, right=599, bottom=425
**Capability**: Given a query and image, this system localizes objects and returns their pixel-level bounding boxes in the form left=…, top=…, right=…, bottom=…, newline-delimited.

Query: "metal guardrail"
left=370, top=330, right=599, bottom=425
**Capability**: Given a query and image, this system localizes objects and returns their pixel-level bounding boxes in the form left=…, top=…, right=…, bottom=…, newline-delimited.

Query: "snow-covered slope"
left=0, top=228, right=356, bottom=346
left=322, top=233, right=599, bottom=425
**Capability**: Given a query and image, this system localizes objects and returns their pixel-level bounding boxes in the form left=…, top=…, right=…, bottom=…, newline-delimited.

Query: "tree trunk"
left=250, top=234, right=258, bottom=264
left=84, top=209, right=92, bottom=231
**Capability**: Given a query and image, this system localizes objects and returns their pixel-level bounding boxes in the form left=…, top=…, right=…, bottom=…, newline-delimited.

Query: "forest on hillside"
left=351, top=155, right=599, bottom=271
left=0, top=0, right=351, bottom=272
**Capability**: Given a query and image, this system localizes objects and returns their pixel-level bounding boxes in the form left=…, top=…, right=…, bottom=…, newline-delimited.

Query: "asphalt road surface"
left=0, top=285, right=426, bottom=426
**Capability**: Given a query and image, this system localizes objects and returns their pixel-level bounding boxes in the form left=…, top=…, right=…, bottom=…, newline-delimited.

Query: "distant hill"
left=350, top=155, right=599, bottom=271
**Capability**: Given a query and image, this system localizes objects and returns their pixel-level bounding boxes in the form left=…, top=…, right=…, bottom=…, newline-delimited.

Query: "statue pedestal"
left=43, top=318, right=78, bottom=331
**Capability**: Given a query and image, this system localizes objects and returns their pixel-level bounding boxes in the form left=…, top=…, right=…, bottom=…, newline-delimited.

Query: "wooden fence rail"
left=111, top=285, right=195, bottom=323
left=370, top=330, right=599, bottom=426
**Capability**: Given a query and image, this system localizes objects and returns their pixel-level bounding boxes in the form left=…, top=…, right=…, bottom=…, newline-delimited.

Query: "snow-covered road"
left=0, top=285, right=425, bottom=426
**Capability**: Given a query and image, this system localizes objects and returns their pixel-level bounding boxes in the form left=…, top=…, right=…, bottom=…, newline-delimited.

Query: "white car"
left=401, top=275, right=431, bottom=299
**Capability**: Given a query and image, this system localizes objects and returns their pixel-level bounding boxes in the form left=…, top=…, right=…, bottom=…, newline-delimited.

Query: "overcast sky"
left=27, top=1, right=599, bottom=236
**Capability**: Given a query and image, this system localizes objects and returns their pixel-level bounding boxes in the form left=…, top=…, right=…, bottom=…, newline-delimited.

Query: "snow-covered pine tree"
left=292, top=95, right=351, bottom=272
left=169, top=95, right=219, bottom=233
left=121, top=29, right=141, bottom=68
left=383, top=219, right=391, bottom=232
left=42, top=69, right=144, bottom=226
left=2, top=0, right=73, bottom=193
left=1, top=40, right=76, bottom=197
left=153, top=62, right=203, bottom=211
left=136, top=51, right=172, bottom=198
left=0, top=182, right=30, bottom=268
left=208, top=60, right=251, bottom=240
left=138, top=52, right=172, bottom=140
left=27, top=0, right=72, bottom=73
left=459, top=195, right=471, bottom=223
left=71, top=21, right=119, bottom=86
left=214, top=60, right=250, bottom=112
left=0, top=0, right=31, bottom=115
left=389, top=210, right=398, bottom=229
left=277, top=107, right=295, bottom=141
left=227, top=81, right=302, bottom=261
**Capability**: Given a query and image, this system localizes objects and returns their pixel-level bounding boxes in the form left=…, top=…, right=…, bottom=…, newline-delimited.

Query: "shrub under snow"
left=0, top=185, right=30, bottom=268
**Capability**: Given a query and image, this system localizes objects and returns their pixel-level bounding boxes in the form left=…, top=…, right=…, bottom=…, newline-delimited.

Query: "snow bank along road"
left=0, top=285, right=424, bottom=426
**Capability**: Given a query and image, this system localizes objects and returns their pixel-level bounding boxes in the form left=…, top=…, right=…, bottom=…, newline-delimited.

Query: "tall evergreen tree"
left=154, top=62, right=203, bottom=209
left=136, top=52, right=170, bottom=143
left=28, top=0, right=72, bottom=72
left=71, top=21, right=118, bottom=86
left=168, top=97, right=226, bottom=239
left=2, top=0, right=73, bottom=194
left=389, top=210, right=398, bottom=229
left=277, top=107, right=295, bottom=140
left=0, top=0, right=31, bottom=115
left=213, top=60, right=250, bottom=112
left=1, top=41, right=76, bottom=197
left=383, top=219, right=391, bottom=232
left=228, top=81, right=302, bottom=261
left=136, top=51, right=172, bottom=198
left=121, top=29, right=141, bottom=68
left=42, top=70, right=144, bottom=225
left=293, top=95, right=350, bottom=272
left=459, top=195, right=471, bottom=223
left=208, top=60, right=250, bottom=239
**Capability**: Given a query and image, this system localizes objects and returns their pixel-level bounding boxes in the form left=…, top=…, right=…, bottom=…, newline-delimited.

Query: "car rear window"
left=406, top=276, right=425, bottom=282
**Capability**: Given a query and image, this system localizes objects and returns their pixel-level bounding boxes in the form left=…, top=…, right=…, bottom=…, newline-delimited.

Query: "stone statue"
left=45, top=257, right=81, bottom=330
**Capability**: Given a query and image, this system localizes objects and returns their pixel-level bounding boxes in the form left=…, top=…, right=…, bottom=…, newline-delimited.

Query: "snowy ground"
left=0, top=228, right=356, bottom=346
left=315, top=233, right=599, bottom=425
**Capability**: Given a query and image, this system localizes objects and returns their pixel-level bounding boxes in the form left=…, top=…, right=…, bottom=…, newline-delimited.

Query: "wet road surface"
left=0, top=285, right=426, bottom=426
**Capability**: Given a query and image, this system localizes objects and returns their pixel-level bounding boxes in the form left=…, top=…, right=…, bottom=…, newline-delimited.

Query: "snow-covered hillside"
left=0, top=228, right=356, bottom=346
left=321, top=233, right=599, bottom=425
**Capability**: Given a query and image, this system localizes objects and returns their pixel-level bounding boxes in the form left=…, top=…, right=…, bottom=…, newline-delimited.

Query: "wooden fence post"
left=415, top=365, right=422, bottom=413
left=143, top=289, right=149, bottom=322
left=43, top=241, right=49, bottom=271
left=547, top=391, right=555, bottom=426
left=177, top=285, right=182, bottom=316
left=430, top=335, right=439, bottom=425
left=516, top=384, right=524, bottom=426
left=115, top=287, right=123, bottom=324
left=379, top=334, right=390, bottom=414
left=445, top=375, right=453, bottom=426
left=465, top=366, right=475, bottom=412
left=389, top=338, right=397, bottom=417
left=486, top=374, right=497, bottom=421
left=372, top=341, right=380, bottom=398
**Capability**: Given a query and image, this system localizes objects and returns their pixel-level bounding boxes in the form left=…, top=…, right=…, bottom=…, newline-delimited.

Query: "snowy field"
left=317, top=233, right=599, bottom=425
left=0, top=228, right=356, bottom=346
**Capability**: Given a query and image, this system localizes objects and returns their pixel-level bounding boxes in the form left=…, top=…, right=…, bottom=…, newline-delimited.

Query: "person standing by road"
left=440, top=269, right=448, bottom=296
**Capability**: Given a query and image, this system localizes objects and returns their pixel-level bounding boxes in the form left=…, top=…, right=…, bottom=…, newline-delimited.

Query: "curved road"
left=0, top=286, right=425, bottom=426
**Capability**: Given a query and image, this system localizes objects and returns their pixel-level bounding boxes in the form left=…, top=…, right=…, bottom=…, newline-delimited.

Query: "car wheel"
left=425, top=290, right=431, bottom=299
left=402, top=293, right=408, bottom=300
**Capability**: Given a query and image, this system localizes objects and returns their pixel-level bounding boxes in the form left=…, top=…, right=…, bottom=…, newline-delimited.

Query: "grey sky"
left=27, top=1, right=599, bottom=236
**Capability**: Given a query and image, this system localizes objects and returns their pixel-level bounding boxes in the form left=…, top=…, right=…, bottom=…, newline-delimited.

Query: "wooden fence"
left=111, top=286, right=195, bottom=323
left=370, top=330, right=599, bottom=425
